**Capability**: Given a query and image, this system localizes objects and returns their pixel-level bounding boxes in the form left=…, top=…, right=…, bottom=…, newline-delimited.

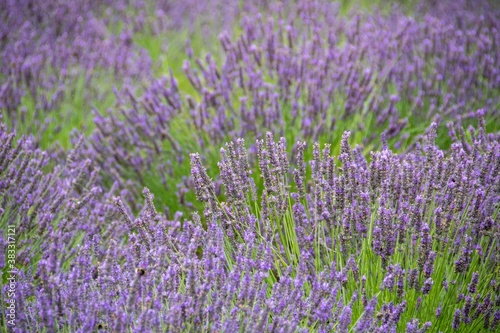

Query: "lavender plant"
left=0, top=0, right=273, bottom=149
left=90, top=0, right=500, bottom=212
left=2, top=1, right=500, bottom=332
left=4, top=117, right=498, bottom=332
left=0, top=120, right=123, bottom=331
left=0, top=0, right=153, bottom=148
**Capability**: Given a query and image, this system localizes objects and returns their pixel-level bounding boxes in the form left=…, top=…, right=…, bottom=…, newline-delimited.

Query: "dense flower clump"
left=90, top=0, right=500, bottom=209
left=0, top=0, right=269, bottom=145
left=1, top=0, right=500, bottom=332
left=0, top=0, right=155, bottom=144
left=2, top=116, right=499, bottom=331
left=0, top=119, right=120, bottom=264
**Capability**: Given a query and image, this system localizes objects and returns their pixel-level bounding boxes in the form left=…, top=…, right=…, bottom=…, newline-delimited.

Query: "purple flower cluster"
left=90, top=0, right=500, bottom=208
left=3, top=114, right=499, bottom=331
left=0, top=0, right=155, bottom=142
left=0, top=0, right=273, bottom=144
left=2, top=0, right=500, bottom=332
left=0, top=119, right=123, bottom=264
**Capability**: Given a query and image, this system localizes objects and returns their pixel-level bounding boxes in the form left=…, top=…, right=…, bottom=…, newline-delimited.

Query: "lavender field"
left=1, top=0, right=499, bottom=332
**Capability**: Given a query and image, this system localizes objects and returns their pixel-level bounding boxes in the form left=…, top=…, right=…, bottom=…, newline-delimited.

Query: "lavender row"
left=2, top=114, right=499, bottom=331
left=91, top=0, right=500, bottom=209
left=0, top=0, right=275, bottom=145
